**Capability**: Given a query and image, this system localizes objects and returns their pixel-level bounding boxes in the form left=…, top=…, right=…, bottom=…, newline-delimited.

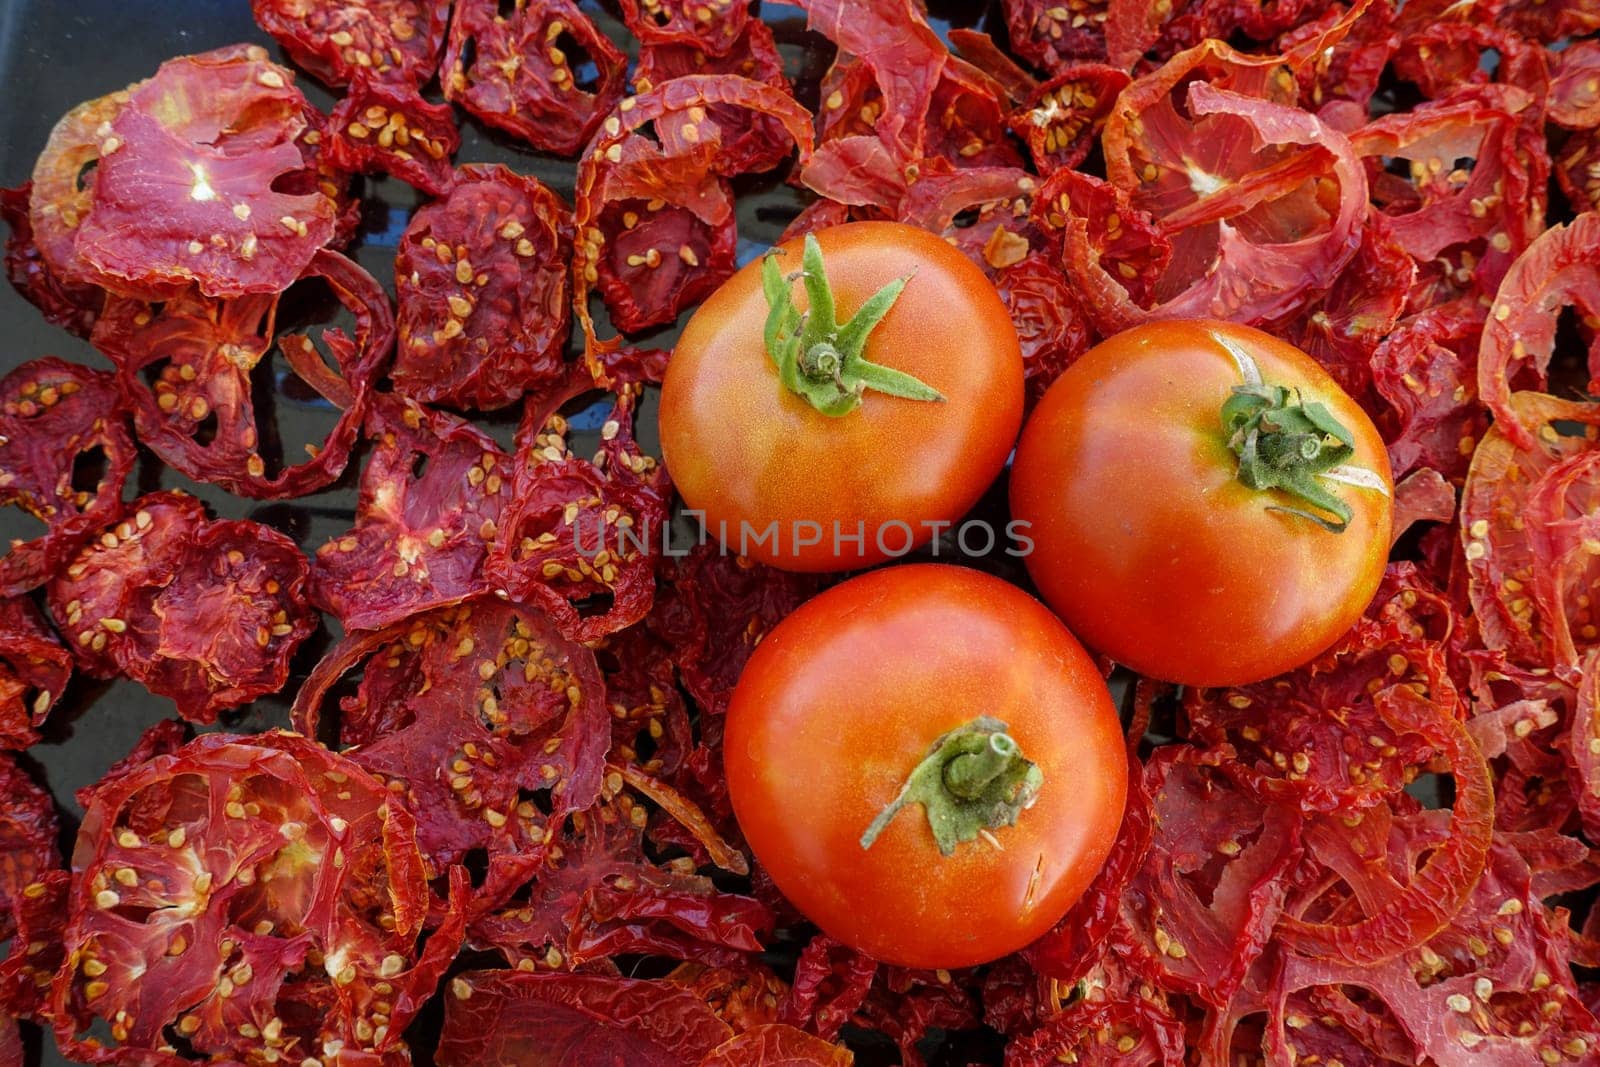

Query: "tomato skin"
left=1010, top=320, right=1393, bottom=688
left=724, top=564, right=1127, bottom=969
left=659, top=222, right=1024, bottom=572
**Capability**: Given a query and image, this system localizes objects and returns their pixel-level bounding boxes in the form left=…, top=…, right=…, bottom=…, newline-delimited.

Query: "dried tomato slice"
left=1008, top=65, right=1128, bottom=173
left=700, top=1024, right=854, bottom=1066
left=48, top=491, right=207, bottom=677
left=1003, top=0, right=1112, bottom=71
left=52, top=731, right=459, bottom=1064
left=0, top=755, right=59, bottom=945
left=619, top=0, right=751, bottom=56
left=95, top=248, right=393, bottom=499
left=1115, top=749, right=1301, bottom=1007
left=1086, top=50, right=1364, bottom=330
left=29, top=82, right=140, bottom=294
left=1557, top=129, right=1600, bottom=215
left=1478, top=213, right=1600, bottom=451
left=1353, top=85, right=1548, bottom=310
left=1277, top=830, right=1600, bottom=1064
left=1371, top=300, right=1488, bottom=481
left=1187, top=616, right=1455, bottom=814
left=0, top=357, right=135, bottom=598
left=650, top=545, right=818, bottom=719
left=1034, top=169, right=1172, bottom=313
left=1553, top=40, right=1600, bottom=130
left=469, top=786, right=771, bottom=969
left=633, top=18, right=795, bottom=176
left=0, top=183, right=102, bottom=337
left=0, top=870, right=68, bottom=1023
left=0, top=596, right=72, bottom=750
left=73, top=46, right=337, bottom=299
left=325, top=72, right=460, bottom=196
left=392, top=164, right=571, bottom=411
left=573, top=75, right=811, bottom=350
left=995, top=252, right=1094, bottom=404
left=1463, top=393, right=1600, bottom=676
left=293, top=600, right=608, bottom=875
left=1276, top=209, right=1414, bottom=406
left=251, top=0, right=451, bottom=88
left=1276, top=684, right=1495, bottom=963
left=484, top=388, right=670, bottom=643
left=442, top=0, right=629, bottom=156
left=1390, top=23, right=1549, bottom=104
left=437, top=971, right=736, bottom=1065
left=312, top=396, right=510, bottom=631
left=48, top=495, right=316, bottom=723
left=1006, top=994, right=1186, bottom=1066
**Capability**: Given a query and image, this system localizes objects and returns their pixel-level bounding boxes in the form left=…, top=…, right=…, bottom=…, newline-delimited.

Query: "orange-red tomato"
left=659, top=222, right=1023, bottom=572
left=724, top=564, right=1127, bottom=969
left=1010, top=320, right=1393, bottom=687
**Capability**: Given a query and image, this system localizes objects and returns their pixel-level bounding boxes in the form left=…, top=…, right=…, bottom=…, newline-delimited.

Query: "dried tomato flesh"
left=292, top=599, right=609, bottom=873
left=74, top=46, right=337, bottom=299
left=325, top=72, right=461, bottom=196
left=95, top=248, right=393, bottom=499
left=0, top=357, right=135, bottom=598
left=0, top=183, right=102, bottom=337
left=0, top=596, right=72, bottom=750
left=251, top=0, right=452, bottom=88
left=392, top=164, right=571, bottom=411
left=311, top=396, right=510, bottom=632
left=442, top=0, right=629, bottom=156
left=48, top=493, right=317, bottom=723
left=52, top=731, right=458, bottom=1063
left=0, top=755, right=59, bottom=944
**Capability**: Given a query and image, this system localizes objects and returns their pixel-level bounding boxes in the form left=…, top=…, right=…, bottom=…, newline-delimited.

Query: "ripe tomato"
left=1010, top=320, right=1393, bottom=688
left=659, top=222, right=1023, bottom=572
left=724, top=564, right=1127, bottom=968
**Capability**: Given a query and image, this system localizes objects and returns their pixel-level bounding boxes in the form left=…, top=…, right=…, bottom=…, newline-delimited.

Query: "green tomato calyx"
left=762, top=233, right=945, bottom=417
left=860, top=715, right=1043, bottom=857
left=1221, top=381, right=1363, bottom=534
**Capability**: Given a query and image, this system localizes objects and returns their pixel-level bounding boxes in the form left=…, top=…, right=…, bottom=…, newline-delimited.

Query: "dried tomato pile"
left=3, top=0, right=1600, bottom=1064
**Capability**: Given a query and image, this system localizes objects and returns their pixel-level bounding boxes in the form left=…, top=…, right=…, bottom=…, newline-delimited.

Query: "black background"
left=0, top=1, right=1029, bottom=1063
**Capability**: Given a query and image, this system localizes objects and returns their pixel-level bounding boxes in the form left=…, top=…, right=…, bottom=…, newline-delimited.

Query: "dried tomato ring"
left=0, top=357, right=135, bottom=598
left=0, top=597, right=72, bottom=750
left=292, top=599, right=609, bottom=873
left=95, top=248, right=393, bottom=500
left=620, top=0, right=750, bottom=56
left=251, top=0, right=452, bottom=88
left=325, top=72, right=461, bottom=196
left=74, top=46, right=337, bottom=299
left=310, top=396, right=510, bottom=631
left=0, top=755, right=59, bottom=943
left=49, top=495, right=317, bottom=723
left=1009, top=64, right=1129, bottom=173
left=52, top=730, right=459, bottom=1063
left=392, top=164, right=571, bottom=410
left=484, top=388, right=670, bottom=642
left=29, top=83, right=139, bottom=293
left=0, top=183, right=103, bottom=337
left=442, top=0, right=629, bottom=156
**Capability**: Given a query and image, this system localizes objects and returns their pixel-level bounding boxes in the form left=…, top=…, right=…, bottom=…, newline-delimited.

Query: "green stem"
left=1221, top=381, right=1360, bottom=533
left=762, top=234, right=945, bottom=417
left=860, top=716, right=1043, bottom=857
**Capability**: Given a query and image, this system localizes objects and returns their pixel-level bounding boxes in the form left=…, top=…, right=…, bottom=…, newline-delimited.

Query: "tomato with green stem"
left=659, top=222, right=1024, bottom=572
left=1010, top=320, right=1393, bottom=688
left=724, top=564, right=1127, bottom=969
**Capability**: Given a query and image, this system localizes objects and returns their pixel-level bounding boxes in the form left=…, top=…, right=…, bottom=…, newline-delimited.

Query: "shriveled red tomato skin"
left=660, top=222, right=1024, bottom=572
left=1011, top=320, right=1393, bottom=687
left=726, top=565, right=1127, bottom=969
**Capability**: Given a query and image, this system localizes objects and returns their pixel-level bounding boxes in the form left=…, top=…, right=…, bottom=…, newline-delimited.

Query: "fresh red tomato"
left=1010, top=320, right=1394, bottom=688
left=724, top=563, right=1127, bottom=969
left=659, top=222, right=1024, bottom=572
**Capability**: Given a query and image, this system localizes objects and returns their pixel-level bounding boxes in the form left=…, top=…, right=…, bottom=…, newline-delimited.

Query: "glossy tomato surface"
left=724, top=564, right=1127, bottom=969
left=1010, top=320, right=1393, bottom=688
left=659, top=222, right=1024, bottom=572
